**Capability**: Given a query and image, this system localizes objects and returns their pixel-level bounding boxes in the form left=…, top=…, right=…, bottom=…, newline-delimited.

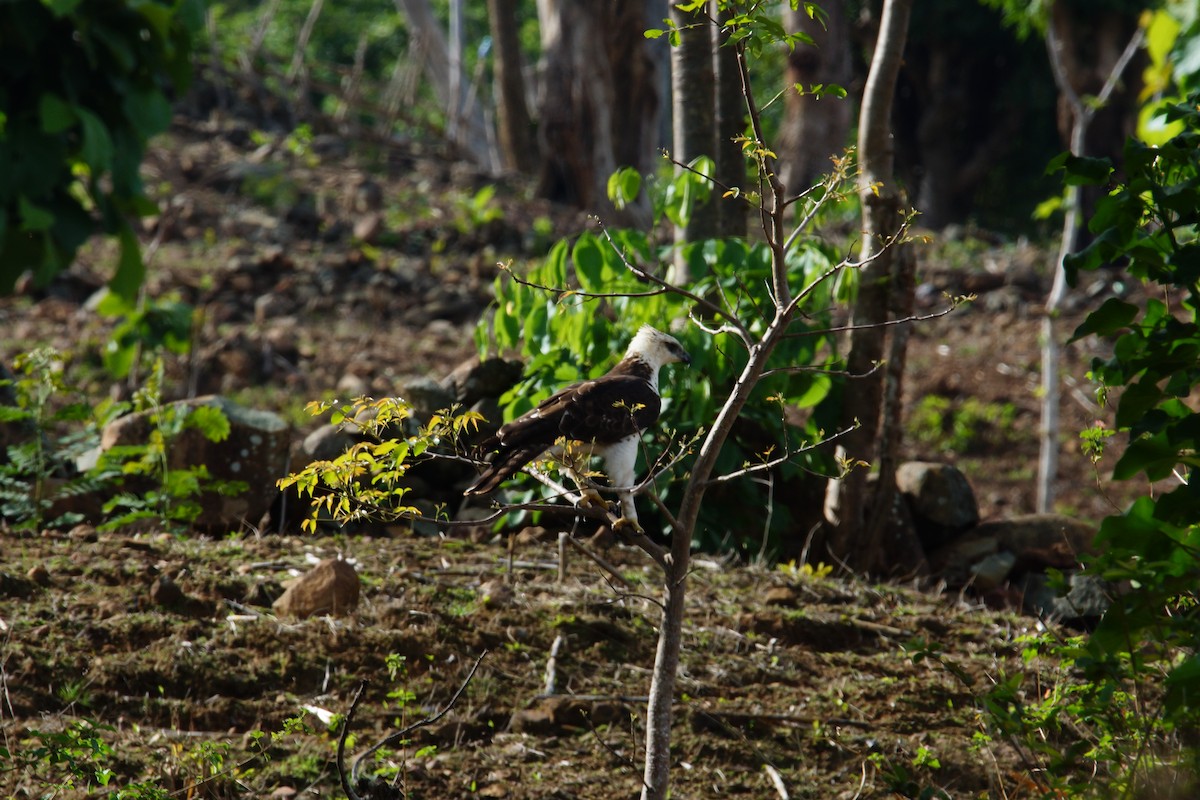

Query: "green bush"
left=0, top=0, right=202, bottom=298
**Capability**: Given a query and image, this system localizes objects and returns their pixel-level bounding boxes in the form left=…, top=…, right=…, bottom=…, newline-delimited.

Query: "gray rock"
left=1019, top=571, right=1110, bottom=623
left=402, top=377, right=456, bottom=423
left=441, top=357, right=524, bottom=407
left=896, top=461, right=980, bottom=549
left=101, top=395, right=290, bottom=531
left=929, top=513, right=1095, bottom=589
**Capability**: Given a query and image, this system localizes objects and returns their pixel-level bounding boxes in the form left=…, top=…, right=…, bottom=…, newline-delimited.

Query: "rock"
left=476, top=579, right=513, bottom=608
left=440, top=357, right=524, bottom=408
left=969, top=551, right=1018, bottom=593
left=299, top=424, right=356, bottom=462
left=100, top=395, right=290, bottom=531
left=26, top=565, right=50, bottom=586
left=401, top=377, right=456, bottom=423
left=1019, top=571, right=1110, bottom=624
left=273, top=558, right=360, bottom=618
left=149, top=575, right=185, bottom=608
left=929, top=513, right=1096, bottom=589
left=896, top=461, right=980, bottom=550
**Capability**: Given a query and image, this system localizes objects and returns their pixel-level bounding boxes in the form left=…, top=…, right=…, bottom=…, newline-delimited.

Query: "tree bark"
left=777, top=2, right=853, bottom=196
left=487, top=0, right=538, bottom=172
left=713, top=3, right=746, bottom=238
left=824, top=0, right=913, bottom=573
left=395, top=0, right=494, bottom=170
left=535, top=0, right=662, bottom=223
left=669, top=1, right=717, bottom=281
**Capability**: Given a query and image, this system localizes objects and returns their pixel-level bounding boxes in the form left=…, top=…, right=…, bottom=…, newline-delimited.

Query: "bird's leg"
left=611, top=492, right=644, bottom=535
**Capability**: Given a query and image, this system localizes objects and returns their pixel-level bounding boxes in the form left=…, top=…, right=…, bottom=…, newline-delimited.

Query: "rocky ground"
left=0, top=92, right=1147, bottom=798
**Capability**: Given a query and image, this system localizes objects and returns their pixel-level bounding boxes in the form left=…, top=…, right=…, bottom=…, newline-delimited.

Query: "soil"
left=1, top=96, right=1141, bottom=798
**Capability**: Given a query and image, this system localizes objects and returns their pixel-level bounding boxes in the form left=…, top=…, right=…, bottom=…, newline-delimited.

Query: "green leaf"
left=573, top=233, right=605, bottom=291
left=1070, top=298, right=1138, bottom=340
left=76, top=108, right=115, bottom=172
left=109, top=223, right=144, bottom=301
left=607, top=167, right=642, bottom=211
left=18, top=196, right=55, bottom=232
left=187, top=405, right=231, bottom=442
left=39, top=93, right=77, bottom=134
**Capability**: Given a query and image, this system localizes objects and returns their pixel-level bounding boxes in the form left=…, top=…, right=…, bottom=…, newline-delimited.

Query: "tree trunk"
left=824, top=0, right=913, bottom=573
left=713, top=3, right=745, bottom=238
left=669, top=1, right=717, bottom=282
left=487, top=0, right=538, bottom=172
left=395, top=0, right=494, bottom=171
left=778, top=2, right=853, bottom=196
left=1036, top=9, right=1144, bottom=513
left=535, top=0, right=662, bottom=222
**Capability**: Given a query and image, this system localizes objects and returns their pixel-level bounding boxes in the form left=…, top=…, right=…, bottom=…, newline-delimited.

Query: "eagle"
left=464, top=325, right=691, bottom=530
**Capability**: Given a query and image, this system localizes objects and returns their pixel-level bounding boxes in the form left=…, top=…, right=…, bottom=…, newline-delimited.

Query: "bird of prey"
left=464, top=325, right=691, bottom=530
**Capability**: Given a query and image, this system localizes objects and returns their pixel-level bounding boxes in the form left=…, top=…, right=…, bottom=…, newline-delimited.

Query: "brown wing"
left=465, top=374, right=659, bottom=495
left=558, top=375, right=660, bottom=445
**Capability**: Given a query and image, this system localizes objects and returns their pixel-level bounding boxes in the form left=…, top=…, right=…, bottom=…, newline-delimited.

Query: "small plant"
left=94, top=359, right=245, bottom=532
left=776, top=560, right=833, bottom=580
left=0, top=347, right=114, bottom=531
left=908, top=395, right=1017, bottom=454
left=279, top=396, right=483, bottom=534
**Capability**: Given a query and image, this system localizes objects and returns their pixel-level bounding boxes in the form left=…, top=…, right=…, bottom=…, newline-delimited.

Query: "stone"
left=400, top=377, right=456, bottom=423
left=299, top=424, right=357, bottom=462
left=272, top=558, right=360, bottom=618
left=440, top=357, right=524, bottom=408
left=100, top=395, right=290, bottom=531
left=929, top=513, right=1096, bottom=589
left=1019, top=571, right=1110, bottom=624
left=969, top=551, right=1018, bottom=593
left=896, top=461, right=980, bottom=550
left=149, top=575, right=186, bottom=608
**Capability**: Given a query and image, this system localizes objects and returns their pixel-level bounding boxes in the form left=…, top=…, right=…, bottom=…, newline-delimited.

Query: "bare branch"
left=779, top=299, right=965, bottom=345
left=704, top=423, right=859, bottom=487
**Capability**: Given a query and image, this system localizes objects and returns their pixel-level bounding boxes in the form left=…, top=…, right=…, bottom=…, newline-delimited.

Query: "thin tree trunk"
left=487, top=0, right=538, bottom=172
left=824, top=0, right=912, bottom=572
left=778, top=2, right=853, bottom=195
left=1036, top=16, right=1144, bottom=512
left=535, top=0, right=660, bottom=223
left=669, top=2, right=717, bottom=282
left=395, top=0, right=495, bottom=171
left=713, top=3, right=745, bottom=238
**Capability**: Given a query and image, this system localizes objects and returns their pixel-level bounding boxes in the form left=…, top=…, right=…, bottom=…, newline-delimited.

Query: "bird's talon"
left=578, top=489, right=605, bottom=510
left=612, top=517, right=645, bottom=535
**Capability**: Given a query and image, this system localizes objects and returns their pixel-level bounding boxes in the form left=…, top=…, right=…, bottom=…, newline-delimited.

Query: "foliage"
left=0, top=0, right=202, bottom=298
left=95, top=291, right=195, bottom=379
left=0, top=347, right=116, bottom=531
left=2, top=718, right=168, bottom=799
left=94, top=360, right=245, bottom=532
left=931, top=91, right=1200, bottom=796
left=279, top=396, right=483, bottom=535
left=908, top=394, right=1018, bottom=455
left=481, top=219, right=845, bottom=554
left=1064, top=88, right=1200, bottom=718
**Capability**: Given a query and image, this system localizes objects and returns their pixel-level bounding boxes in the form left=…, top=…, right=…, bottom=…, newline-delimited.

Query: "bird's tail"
left=464, top=444, right=545, bottom=496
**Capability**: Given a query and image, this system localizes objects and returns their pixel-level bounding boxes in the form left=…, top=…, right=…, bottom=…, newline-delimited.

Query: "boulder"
left=100, top=395, right=290, bottom=531
left=273, top=558, right=360, bottom=618
left=440, top=357, right=524, bottom=408
left=929, top=513, right=1096, bottom=589
left=896, top=461, right=980, bottom=550
left=1019, top=571, right=1110, bottom=624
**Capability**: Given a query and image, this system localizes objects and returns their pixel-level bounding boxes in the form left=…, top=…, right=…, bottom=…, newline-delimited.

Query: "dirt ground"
left=0, top=97, right=1140, bottom=798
